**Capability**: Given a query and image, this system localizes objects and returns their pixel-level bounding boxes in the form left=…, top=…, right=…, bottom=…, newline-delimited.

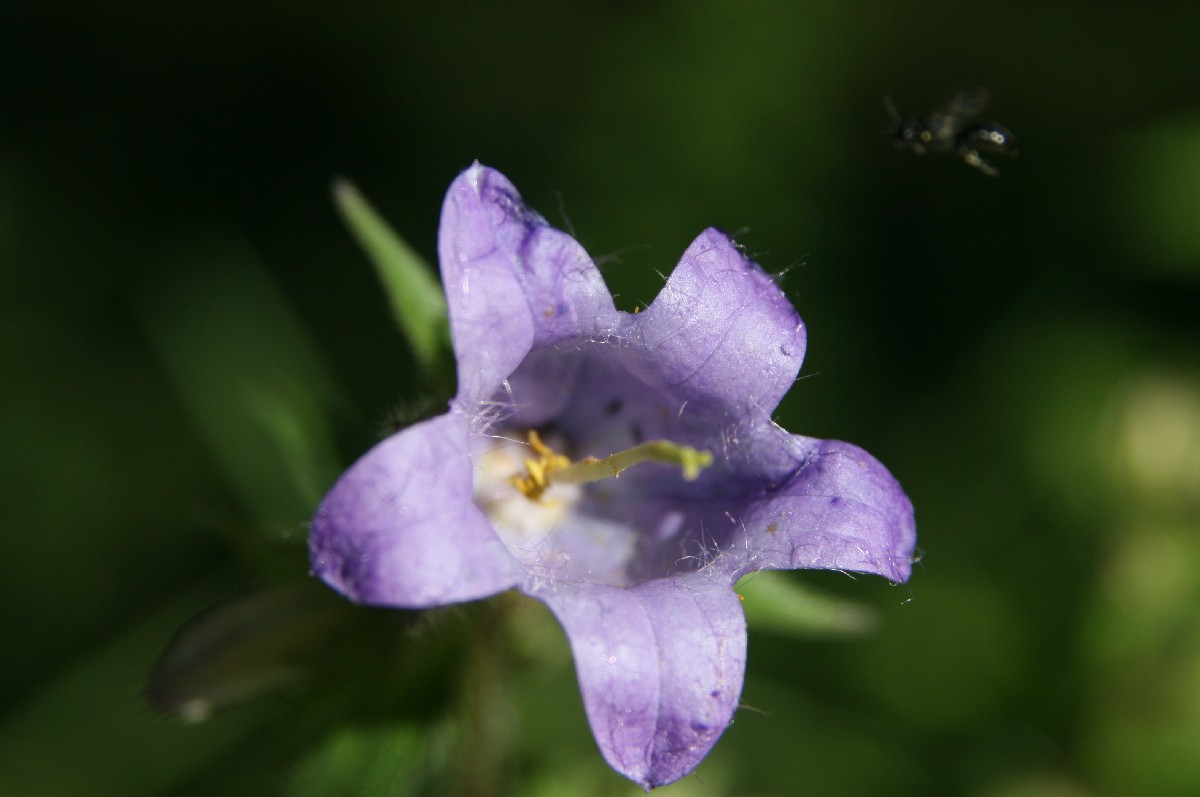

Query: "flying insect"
left=887, top=88, right=1016, bottom=176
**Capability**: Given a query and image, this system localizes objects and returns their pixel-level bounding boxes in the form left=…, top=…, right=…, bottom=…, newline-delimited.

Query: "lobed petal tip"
left=539, top=577, right=746, bottom=790
left=723, top=435, right=917, bottom=586
left=455, top=161, right=521, bottom=204
left=461, top=159, right=492, bottom=191
left=308, top=414, right=523, bottom=608
left=636, top=227, right=806, bottom=415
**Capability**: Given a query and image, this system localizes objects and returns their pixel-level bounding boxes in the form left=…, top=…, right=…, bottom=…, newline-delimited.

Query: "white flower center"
left=473, top=433, right=583, bottom=548
left=471, top=431, right=639, bottom=585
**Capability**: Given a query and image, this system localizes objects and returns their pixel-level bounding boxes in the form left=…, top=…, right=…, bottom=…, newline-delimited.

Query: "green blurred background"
left=3, top=2, right=1199, bottom=795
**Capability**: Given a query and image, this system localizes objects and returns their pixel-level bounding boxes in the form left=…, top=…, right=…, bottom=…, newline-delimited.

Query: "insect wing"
left=938, top=88, right=989, bottom=120
left=922, top=88, right=989, bottom=144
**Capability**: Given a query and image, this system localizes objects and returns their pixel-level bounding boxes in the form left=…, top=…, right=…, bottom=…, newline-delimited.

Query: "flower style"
left=310, top=163, right=916, bottom=789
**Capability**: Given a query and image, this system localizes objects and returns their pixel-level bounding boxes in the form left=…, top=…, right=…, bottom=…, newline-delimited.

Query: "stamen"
left=508, top=430, right=570, bottom=501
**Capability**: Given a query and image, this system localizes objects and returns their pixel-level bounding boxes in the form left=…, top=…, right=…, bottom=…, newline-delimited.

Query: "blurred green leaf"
left=736, top=570, right=878, bottom=637
left=138, top=244, right=343, bottom=538
left=333, top=179, right=450, bottom=376
left=0, top=575, right=278, bottom=797
left=149, top=583, right=351, bottom=722
left=847, top=574, right=1030, bottom=730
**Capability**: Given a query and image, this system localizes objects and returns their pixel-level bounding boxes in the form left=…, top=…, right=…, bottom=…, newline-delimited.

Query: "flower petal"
left=536, top=574, right=746, bottom=789
left=728, top=437, right=916, bottom=583
left=438, top=163, right=618, bottom=406
left=310, top=412, right=523, bottom=607
left=636, top=228, right=805, bottom=417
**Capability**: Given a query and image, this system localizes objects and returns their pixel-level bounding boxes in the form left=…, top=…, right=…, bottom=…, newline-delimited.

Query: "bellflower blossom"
left=311, top=163, right=916, bottom=789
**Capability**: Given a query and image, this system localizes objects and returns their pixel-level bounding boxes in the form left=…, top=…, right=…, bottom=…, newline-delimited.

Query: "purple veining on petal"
left=537, top=572, right=746, bottom=789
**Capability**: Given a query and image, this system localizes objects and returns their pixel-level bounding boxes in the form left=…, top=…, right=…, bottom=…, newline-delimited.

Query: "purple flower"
left=311, top=163, right=915, bottom=788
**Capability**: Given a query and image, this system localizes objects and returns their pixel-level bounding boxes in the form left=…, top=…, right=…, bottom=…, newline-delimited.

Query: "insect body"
left=887, top=88, right=1016, bottom=176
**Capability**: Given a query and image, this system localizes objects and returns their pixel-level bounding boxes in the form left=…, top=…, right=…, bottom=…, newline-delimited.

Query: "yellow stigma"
left=509, top=430, right=714, bottom=502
